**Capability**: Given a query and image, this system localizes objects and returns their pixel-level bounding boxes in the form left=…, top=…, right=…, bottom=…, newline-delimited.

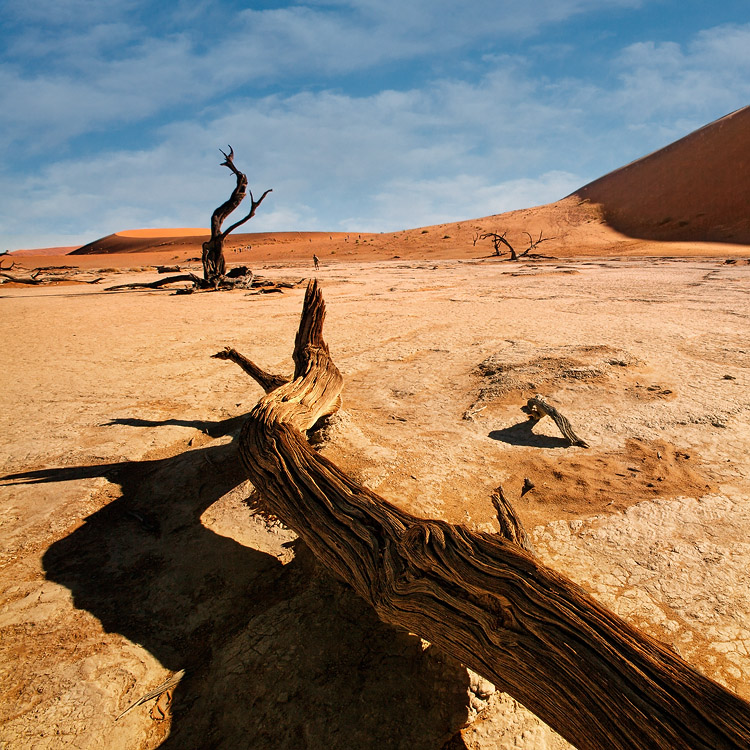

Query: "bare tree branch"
left=520, top=231, right=557, bottom=258
left=222, top=189, right=273, bottom=238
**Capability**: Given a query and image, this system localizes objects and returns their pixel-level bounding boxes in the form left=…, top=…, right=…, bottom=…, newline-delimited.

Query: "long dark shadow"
left=489, top=420, right=570, bottom=448
left=3, top=418, right=473, bottom=748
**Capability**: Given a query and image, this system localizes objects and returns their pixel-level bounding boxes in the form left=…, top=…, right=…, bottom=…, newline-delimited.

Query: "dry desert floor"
left=1, top=255, right=749, bottom=749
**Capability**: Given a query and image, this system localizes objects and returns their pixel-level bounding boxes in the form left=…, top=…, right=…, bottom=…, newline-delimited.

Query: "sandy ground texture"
left=0, top=252, right=748, bottom=749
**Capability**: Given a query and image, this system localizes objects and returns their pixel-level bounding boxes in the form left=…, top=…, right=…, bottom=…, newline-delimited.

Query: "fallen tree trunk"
left=106, top=273, right=202, bottom=291
left=0, top=271, right=103, bottom=285
left=106, top=270, right=256, bottom=292
left=220, top=281, right=750, bottom=750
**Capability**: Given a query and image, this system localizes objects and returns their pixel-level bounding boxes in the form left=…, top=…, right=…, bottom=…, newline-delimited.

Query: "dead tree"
left=201, top=146, right=272, bottom=287
left=480, top=231, right=517, bottom=260
left=520, top=230, right=556, bottom=258
left=107, top=147, right=271, bottom=292
left=216, top=281, right=750, bottom=750
left=0, top=265, right=103, bottom=285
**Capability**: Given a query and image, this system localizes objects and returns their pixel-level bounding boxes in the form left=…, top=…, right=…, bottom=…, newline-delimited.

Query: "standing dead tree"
left=201, top=146, right=272, bottom=287
left=215, top=281, right=750, bottom=750
left=107, top=147, right=271, bottom=292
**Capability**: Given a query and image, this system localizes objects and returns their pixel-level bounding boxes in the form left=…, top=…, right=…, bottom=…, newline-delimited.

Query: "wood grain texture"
left=225, top=280, right=750, bottom=750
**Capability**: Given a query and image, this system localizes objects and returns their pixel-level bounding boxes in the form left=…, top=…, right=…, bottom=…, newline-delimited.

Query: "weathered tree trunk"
left=219, top=281, right=750, bottom=750
left=201, top=146, right=271, bottom=288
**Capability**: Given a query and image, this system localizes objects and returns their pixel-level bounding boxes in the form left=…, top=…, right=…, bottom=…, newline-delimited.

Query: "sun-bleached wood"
left=220, top=280, right=750, bottom=750
left=523, top=394, right=590, bottom=448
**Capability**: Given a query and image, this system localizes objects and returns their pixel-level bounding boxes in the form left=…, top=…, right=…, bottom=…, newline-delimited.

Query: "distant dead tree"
left=480, top=231, right=518, bottom=260
left=522, top=230, right=556, bottom=257
left=480, top=230, right=557, bottom=261
left=472, top=231, right=481, bottom=247
left=108, top=147, right=272, bottom=292
left=201, top=146, right=271, bottom=286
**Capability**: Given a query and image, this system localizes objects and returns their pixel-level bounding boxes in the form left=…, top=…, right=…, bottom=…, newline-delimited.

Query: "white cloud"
left=611, top=23, right=750, bottom=129
left=0, top=0, right=646, bottom=156
left=359, top=171, right=581, bottom=231
left=3, top=0, right=142, bottom=26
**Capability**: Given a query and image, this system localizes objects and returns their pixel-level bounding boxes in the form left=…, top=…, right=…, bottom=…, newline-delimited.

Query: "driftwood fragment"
left=115, top=670, right=185, bottom=721
left=219, top=281, right=750, bottom=750
left=522, top=394, right=589, bottom=447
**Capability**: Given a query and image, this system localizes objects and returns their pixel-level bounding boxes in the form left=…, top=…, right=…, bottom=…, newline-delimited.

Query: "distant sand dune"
left=115, top=228, right=209, bottom=238
left=573, top=105, right=750, bottom=244
left=16, top=107, right=750, bottom=260
left=9, top=246, right=80, bottom=257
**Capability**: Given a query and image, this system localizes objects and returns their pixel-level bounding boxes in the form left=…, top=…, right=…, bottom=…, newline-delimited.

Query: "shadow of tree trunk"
left=3, top=417, right=474, bottom=748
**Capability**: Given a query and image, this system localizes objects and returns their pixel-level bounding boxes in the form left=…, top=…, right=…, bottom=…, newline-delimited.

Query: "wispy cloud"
left=1, top=0, right=644, bottom=154
left=611, top=23, right=750, bottom=135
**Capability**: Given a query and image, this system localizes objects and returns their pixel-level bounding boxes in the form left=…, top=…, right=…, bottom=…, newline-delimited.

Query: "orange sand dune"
left=573, top=106, right=750, bottom=244
left=9, top=246, right=80, bottom=257
left=115, top=228, right=209, bottom=238
left=69, top=230, right=353, bottom=256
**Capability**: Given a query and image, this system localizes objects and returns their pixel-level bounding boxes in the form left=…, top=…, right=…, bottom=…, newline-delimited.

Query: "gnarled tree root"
left=218, top=280, right=750, bottom=750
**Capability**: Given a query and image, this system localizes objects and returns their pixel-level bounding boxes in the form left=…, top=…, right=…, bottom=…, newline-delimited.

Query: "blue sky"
left=2, top=1, right=749, bottom=250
